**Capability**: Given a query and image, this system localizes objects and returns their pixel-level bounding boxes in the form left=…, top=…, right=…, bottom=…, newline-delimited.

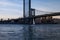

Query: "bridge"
left=25, top=9, right=60, bottom=18
left=23, top=8, right=60, bottom=24
left=23, top=0, right=60, bottom=40
left=23, top=0, right=60, bottom=24
left=35, top=12, right=60, bottom=18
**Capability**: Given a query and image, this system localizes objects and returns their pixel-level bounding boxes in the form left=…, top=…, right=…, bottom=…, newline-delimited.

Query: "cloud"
left=0, top=8, right=23, bottom=18
left=32, top=0, right=60, bottom=12
left=0, top=1, right=21, bottom=8
left=0, top=0, right=23, bottom=19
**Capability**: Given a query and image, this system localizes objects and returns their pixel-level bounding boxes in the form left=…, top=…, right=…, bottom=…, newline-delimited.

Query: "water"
left=0, top=24, right=60, bottom=40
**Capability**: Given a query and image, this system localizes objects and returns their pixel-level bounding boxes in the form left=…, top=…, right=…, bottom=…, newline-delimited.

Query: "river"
left=0, top=24, right=60, bottom=40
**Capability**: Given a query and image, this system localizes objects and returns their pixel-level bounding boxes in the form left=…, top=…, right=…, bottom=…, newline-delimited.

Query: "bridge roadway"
left=24, top=12, right=60, bottom=19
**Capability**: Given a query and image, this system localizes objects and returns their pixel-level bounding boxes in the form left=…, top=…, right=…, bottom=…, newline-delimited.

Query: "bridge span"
left=23, top=0, right=60, bottom=24
left=24, top=9, right=60, bottom=24
left=35, top=12, right=60, bottom=18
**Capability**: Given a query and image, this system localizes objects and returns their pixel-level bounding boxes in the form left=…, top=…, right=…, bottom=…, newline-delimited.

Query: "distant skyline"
left=0, top=0, right=60, bottom=19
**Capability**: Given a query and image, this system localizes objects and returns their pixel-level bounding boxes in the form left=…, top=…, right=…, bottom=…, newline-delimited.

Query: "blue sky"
left=31, top=0, right=60, bottom=12
left=0, top=0, right=60, bottom=19
left=0, top=0, right=23, bottom=19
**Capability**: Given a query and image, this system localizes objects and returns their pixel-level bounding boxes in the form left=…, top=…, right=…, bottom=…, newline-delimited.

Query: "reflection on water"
left=0, top=24, right=24, bottom=40
left=0, top=24, right=60, bottom=40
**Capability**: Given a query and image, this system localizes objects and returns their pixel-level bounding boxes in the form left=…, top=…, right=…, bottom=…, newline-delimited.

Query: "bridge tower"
left=23, top=0, right=32, bottom=24
left=23, top=0, right=33, bottom=40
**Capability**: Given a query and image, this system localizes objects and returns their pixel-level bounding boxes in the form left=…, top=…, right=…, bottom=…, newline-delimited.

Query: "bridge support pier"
left=46, top=16, right=53, bottom=23
left=34, top=16, right=53, bottom=24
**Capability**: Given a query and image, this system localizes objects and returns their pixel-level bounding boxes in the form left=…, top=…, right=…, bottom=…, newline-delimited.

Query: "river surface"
left=0, top=24, right=60, bottom=40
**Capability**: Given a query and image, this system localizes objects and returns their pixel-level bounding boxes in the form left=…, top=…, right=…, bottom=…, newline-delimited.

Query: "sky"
left=0, top=0, right=23, bottom=19
left=0, top=0, right=60, bottom=19
left=31, top=0, right=60, bottom=12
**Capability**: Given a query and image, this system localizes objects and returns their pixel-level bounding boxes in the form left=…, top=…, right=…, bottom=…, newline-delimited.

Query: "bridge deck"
left=35, top=12, right=60, bottom=18
left=24, top=12, right=60, bottom=19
